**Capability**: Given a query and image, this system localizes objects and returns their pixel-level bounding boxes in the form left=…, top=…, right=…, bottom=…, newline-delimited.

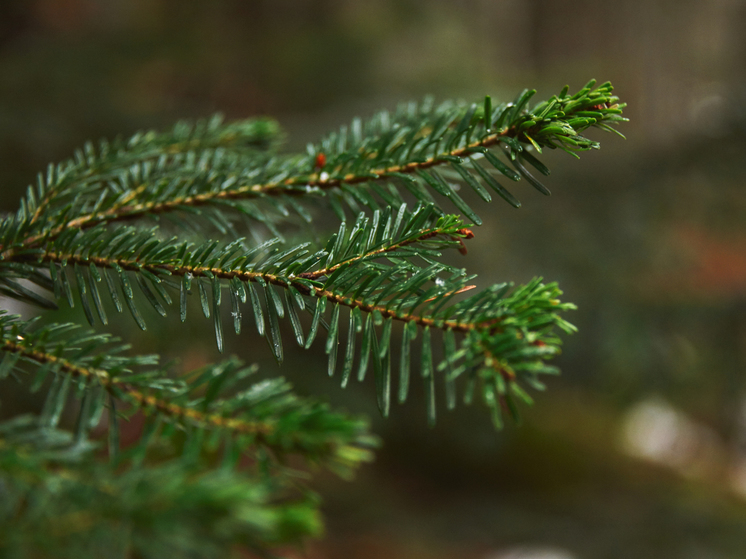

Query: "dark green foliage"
left=0, top=81, right=626, bottom=556
left=0, top=420, right=324, bottom=558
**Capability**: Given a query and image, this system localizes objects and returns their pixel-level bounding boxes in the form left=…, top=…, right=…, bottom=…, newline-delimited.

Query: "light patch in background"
left=0, top=295, right=34, bottom=319
left=728, top=395, right=746, bottom=498
left=620, top=398, right=724, bottom=480
left=485, top=546, right=577, bottom=559
left=689, top=88, right=727, bottom=138
left=729, top=458, right=746, bottom=499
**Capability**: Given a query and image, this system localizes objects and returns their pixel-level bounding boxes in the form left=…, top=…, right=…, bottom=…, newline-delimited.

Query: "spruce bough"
left=0, top=80, right=626, bottom=556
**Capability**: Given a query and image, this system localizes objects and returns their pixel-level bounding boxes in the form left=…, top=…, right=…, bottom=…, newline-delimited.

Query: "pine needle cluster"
left=0, top=80, right=626, bottom=557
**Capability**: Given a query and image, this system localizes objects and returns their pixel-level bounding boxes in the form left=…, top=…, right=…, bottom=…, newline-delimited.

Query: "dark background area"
left=2, top=1, right=746, bottom=558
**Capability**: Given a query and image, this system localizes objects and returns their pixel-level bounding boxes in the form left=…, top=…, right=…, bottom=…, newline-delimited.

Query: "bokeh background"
left=2, top=1, right=746, bottom=558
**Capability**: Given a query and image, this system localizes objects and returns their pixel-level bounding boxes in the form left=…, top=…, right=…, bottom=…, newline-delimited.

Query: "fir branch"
left=0, top=78, right=631, bottom=557
left=0, top=431, right=324, bottom=556
left=1, top=339, right=273, bottom=436
left=0, top=314, right=376, bottom=468
left=16, top=207, right=476, bottom=330
left=0, top=80, right=626, bottom=263
left=297, top=221, right=474, bottom=281
left=6, top=203, right=575, bottom=425
left=27, top=114, right=281, bottom=216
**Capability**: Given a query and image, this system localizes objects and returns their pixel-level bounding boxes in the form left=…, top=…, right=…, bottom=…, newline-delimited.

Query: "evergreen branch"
left=4, top=203, right=574, bottom=426
left=40, top=248, right=479, bottom=332
left=0, top=80, right=626, bottom=263
left=0, top=313, right=376, bottom=469
left=1, top=339, right=273, bottom=436
left=26, top=114, right=281, bottom=223
left=40, top=82, right=623, bottom=223
left=0, top=116, right=285, bottom=261
left=0, top=78, right=631, bottom=557
left=34, top=230, right=480, bottom=333
left=297, top=216, right=474, bottom=281
left=10, top=205, right=477, bottom=331
left=0, top=427, right=323, bottom=556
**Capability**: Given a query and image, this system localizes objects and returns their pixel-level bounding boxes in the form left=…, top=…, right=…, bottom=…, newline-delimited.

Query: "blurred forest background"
left=2, top=1, right=746, bottom=558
